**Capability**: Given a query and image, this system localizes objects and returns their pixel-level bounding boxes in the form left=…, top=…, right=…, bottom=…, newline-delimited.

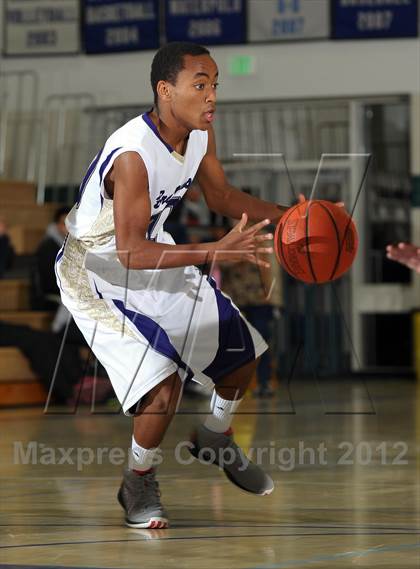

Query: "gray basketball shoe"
left=117, top=469, right=169, bottom=529
left=189, top=425, right=274, bottom=496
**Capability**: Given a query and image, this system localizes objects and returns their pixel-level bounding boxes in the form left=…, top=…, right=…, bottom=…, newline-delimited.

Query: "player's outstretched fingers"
left=256, top=247, right=274, bottom=254
left=254, top=233, right=273, bottom=243
left=245, top=254, right=271, bottom=268
left=245, top=218, right=271, bottom=235
left=234, top=213, right=248, bottom=233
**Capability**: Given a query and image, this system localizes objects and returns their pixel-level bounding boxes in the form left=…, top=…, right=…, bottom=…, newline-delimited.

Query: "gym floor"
left=1, top=378, right=419, bottom=568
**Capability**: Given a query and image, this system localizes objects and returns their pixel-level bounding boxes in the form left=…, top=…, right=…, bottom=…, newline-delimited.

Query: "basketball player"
left=56, top=42, right=292, bottom=529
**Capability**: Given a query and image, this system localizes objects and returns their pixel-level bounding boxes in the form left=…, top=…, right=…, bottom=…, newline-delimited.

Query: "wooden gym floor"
left=0, top=378, right=419, bottom=568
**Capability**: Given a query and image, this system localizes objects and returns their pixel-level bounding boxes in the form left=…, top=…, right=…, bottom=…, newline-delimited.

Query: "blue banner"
left=165, top=0, right=245, bottom=45
left=332, top=0, right=418, bottom=39
left=83, top=0, right=159, bottom=54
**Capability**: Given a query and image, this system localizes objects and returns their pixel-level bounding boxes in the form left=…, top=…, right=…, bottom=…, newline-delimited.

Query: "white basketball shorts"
left=56, top=236, right=267, bottom=415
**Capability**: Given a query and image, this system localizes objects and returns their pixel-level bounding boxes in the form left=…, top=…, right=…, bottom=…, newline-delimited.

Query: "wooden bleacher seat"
left=0, top=381, right=47, bottom=407
left=1, top=184, right=61, bottom=253
left=0, top=180, right=61, bottom=253
left=0, top=180, right=37, bottom=204
left=0, top=180, right=62, bottom=406
left=0, top=280, right=30, bottom=311
left=8, top=226, right=46, bottom=255
left=2, top=203, right=59, bottom=228
left=0, top=347, right=37, bottom=381
left=0, top=310, right=53, bottom=331
left=0, top=347, right=47, bottom=407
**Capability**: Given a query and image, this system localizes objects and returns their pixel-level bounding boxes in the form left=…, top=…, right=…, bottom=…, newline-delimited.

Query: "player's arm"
left=113, top=152, right=273, bottom=270
left=196, top=126, right=288, bottom=223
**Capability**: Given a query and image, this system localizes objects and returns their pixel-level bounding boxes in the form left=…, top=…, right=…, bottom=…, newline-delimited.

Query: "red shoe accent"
left=132, top=467, right=154, bottom=476
left=224, top=427, right=234, bottom=436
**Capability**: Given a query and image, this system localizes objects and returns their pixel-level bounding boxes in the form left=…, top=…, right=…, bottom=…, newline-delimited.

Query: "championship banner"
left=84, top=0, right=159, bottom=54
left=165, top=0, right=246, bottom=45
left=332, top=0, right=418, bottom=39
left=4, top=0, right=80, bottom=55
left=247, top=0, right=329, bottom=42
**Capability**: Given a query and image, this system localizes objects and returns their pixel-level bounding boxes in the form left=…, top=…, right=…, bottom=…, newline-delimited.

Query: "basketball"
left=274, top=200, right=358, bottom=283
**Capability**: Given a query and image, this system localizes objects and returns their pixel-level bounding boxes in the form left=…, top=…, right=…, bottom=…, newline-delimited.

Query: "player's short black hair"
left=151, top=42, right=210, bottom=106
left=54, top=206, right=70, bottom=223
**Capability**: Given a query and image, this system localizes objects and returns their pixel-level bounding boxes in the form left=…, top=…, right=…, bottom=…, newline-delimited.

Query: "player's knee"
left=142, top=373, right=181, bottom=414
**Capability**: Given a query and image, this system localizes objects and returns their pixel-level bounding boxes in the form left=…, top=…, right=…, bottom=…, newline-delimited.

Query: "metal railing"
left=36, top=93, right=97, bottom=204
left=0, top=70, right=39, bottom=180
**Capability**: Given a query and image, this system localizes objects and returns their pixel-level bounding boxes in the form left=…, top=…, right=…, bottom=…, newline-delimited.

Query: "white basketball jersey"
left=65, top=112, right=208, bottom=251
left=57, top=112, right=266, bottom=405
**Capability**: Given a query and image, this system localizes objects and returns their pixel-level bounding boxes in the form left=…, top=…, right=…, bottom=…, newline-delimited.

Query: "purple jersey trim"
left=142, top=111, right=174, bottom=154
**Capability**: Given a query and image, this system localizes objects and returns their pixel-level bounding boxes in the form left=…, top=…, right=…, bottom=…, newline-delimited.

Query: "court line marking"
left=1, top=542, right=419, bottom=568
left=0, top=522, right=418, bottom=531
left=248, top=541, right=420, bottom=568
left=0, top=566, right=106, bottom=569
left=0, top=565, right=115, bottom=569
left=1, top=533, right=420, bottom=550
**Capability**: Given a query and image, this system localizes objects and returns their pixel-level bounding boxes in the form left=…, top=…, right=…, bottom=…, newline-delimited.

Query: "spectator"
left=0, top=320, right=82, bottom=404
left=0, top=320, right=113, bottom=406
left=34, top=207, right=85, bottom=342
left=0, top=209, right=111, bottom=406
left=0, top=217, right=15, bottom=278
left=34, top=206, right=69, bottom=310
left=36, top=206, right=112, bottom=392
left=221, top=234, right=283, bottom=398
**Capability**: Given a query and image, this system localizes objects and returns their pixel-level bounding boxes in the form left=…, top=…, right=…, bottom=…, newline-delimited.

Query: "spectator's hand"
left=386, top=242, right=420, bottom=273
left=211, top=213, right=273, bottom=268
left=0, top=219, right=8, bottom=236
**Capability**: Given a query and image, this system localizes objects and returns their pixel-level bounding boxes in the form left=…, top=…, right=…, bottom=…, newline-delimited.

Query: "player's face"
left=170, top=54, right=218, bottom=130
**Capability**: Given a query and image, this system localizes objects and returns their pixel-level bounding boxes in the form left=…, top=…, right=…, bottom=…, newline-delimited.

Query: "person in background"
left=35, top=207, right=93, bottom=342
left=386, top=242, right=420, bottom=273
left=0, top=215, right=87, bottom=406
left=0, top=217, right=15, bottom=278
left=221, top=226, right=283, bottom=398
left=0, top=320, right=85, bottom=405
left=34, top=206, right=70, bottom=318
left=34, top=206, right=112, bottom=403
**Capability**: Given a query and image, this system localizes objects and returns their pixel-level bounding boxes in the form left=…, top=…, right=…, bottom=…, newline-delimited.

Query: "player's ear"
left=156, top=80, right=171, bottom=103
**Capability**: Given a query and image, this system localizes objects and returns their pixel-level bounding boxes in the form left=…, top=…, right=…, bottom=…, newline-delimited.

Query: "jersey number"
left=147, top=196, right=182, bottom=241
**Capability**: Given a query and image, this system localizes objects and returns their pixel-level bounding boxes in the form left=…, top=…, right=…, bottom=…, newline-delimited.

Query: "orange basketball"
left=274, top=200, right=358, bottom=283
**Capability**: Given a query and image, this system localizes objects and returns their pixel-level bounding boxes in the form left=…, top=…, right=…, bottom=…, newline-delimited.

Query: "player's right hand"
left=211, top=213, right=273, bottom=268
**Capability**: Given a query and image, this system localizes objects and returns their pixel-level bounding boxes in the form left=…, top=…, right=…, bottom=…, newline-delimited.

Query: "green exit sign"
left=228, top=55, right=255, bottom=76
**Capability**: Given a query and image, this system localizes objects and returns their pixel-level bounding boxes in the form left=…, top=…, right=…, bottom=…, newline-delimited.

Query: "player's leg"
left=56, top=285, right=184, bottom=528
left=132, top=371, right=183, bottom=448
left=174, top=272, right=274, bottom=494
left=119, top=371, right=183, bottom=529
left=191, top=358, right=274, bottom=496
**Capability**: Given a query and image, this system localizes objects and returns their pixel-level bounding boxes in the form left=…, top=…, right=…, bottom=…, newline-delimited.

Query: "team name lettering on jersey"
left=153, top=178, right=192, bottom=210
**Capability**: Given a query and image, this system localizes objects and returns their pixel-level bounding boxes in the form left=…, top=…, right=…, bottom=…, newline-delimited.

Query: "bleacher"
left=0, top=179, right=57, bottom=406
